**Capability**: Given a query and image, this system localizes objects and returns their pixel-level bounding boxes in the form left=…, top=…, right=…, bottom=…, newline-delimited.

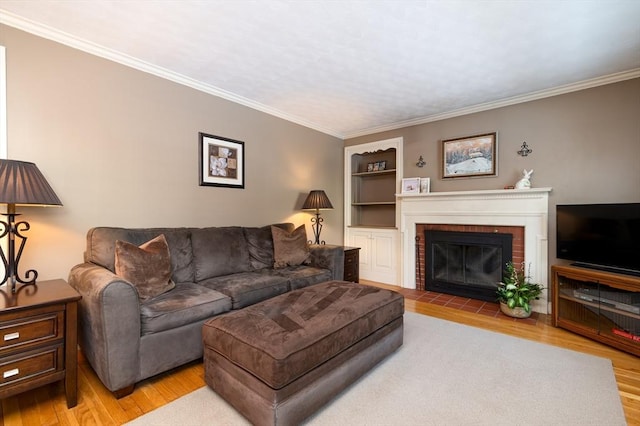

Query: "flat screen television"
left=557, top=203, right=640, bottom=276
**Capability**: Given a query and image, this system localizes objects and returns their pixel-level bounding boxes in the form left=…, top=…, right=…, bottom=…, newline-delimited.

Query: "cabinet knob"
left=3, top=368, right=19, bottom=379
left=3, top=332, right=20, bottom=341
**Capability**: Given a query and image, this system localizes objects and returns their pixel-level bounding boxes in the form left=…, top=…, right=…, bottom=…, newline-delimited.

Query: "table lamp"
left=301, top=190, right=333, bottom=244
left=0, top=160, right=62, bottom=293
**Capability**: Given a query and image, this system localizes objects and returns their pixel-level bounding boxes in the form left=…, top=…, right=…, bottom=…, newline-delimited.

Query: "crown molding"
left=0, top=11, right=344, bottom=139
left=343, top=68, right=640, bottom=139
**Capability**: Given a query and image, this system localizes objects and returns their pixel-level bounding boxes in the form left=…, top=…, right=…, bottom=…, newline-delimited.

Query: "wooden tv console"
left=552, top=264, right=639, bottom=357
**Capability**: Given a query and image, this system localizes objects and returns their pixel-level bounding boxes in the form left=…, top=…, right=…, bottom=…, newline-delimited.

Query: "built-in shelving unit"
left=344, top=138, right=403, bottom=285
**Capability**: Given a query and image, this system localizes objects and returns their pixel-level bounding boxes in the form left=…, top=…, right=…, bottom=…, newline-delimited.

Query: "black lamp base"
left=1, top=210, right=38, bottom=294
left=309, top=212, right=326, bottom=245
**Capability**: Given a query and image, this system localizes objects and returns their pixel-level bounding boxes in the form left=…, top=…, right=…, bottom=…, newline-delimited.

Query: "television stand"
left=552, top=264, right=640, bottom=357
left=570, top=262, right=640, bottom=278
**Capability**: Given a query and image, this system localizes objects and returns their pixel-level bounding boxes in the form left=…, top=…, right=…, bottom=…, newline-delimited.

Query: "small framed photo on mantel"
left=401, top=177, right=421, bottom=194
left=199, top=132, right=245, bottom=188
left=420, top=177, right=431, bottom=193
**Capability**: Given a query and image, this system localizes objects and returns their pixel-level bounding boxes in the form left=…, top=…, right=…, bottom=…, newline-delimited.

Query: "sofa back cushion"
left=192, top=227, right=251, bottom=281
left=243, top=223, right=294, bottom=270
left=85, top=227, right=195, bottom=283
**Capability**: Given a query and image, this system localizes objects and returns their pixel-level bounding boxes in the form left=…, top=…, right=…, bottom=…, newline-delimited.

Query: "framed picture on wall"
left=199, top=132, right=245, bottom=188
left=442, top=132, right=497, bottom=179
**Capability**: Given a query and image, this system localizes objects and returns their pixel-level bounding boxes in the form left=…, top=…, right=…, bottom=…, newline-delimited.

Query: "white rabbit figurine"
left=515, top=169, right=533, bottom=189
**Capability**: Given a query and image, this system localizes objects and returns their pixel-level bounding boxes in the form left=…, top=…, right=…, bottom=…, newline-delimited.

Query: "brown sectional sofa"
left=68, top=223, right=344, bottom=397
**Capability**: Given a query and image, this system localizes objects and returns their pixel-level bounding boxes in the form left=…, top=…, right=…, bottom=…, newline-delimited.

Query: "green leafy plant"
left=496, top=261, right=544, bottom=313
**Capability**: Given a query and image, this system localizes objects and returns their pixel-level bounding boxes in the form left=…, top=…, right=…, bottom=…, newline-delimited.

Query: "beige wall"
left=346, top=78, right=640, bottom=266
left=0, top=25, right=344, bottom=281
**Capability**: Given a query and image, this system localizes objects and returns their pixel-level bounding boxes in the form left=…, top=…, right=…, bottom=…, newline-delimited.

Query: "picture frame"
left=377, top=161, right=386, bottom=171
left=442, top=132, right=497, bottom=179
left=199, top=132, right=245, bottom=188
left=420, top=177, right=431, bottom=193
left=367, top=162, right=374, bottom=172
left=401, top=177, right=420, bottom=194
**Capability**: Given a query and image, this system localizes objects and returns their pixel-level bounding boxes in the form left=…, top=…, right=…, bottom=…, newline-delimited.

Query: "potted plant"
left=496, top=261, right=544, bottom=318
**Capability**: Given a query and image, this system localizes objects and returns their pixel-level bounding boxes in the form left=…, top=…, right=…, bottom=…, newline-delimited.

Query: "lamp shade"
left=0, top=160, right=62, bottom=206
left=302, top=190, right=333, bottom=210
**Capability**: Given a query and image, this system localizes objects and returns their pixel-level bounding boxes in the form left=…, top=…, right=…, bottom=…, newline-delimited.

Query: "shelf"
left=352, top=201, right=396, bottom=206
left=348, top=225, right=397, bottom=229
left=558, top=290, right=640, bottom=320
left=352, top=169, right=396, bottom=177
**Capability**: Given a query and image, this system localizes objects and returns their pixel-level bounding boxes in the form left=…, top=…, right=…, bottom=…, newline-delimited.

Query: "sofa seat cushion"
left=140, top=283, right=231, bottom=335
left=199, top=272, right=289, bottom=310
left=268, top=266, right=332, bottom=290
left=202, top=280, right=404, bottom=390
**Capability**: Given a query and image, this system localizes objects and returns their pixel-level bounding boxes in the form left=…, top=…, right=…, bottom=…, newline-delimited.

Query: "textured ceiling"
left=1, top=1, right=639, bottom=138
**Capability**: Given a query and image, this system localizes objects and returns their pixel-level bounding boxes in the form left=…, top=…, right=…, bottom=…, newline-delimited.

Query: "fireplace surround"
left=398, top=188, right=552, bottom=313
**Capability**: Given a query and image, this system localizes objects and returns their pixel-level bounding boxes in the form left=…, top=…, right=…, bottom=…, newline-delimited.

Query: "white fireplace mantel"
left=397, top=188, right=552, bottom=313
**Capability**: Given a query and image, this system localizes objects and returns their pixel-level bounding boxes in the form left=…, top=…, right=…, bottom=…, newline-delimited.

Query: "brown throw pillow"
left=115, top=234, right=175, bottom=302
left=272, top=224, right=310, bottom=269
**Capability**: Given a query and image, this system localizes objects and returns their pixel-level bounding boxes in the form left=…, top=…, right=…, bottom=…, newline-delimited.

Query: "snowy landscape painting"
left=442, top=132, right=497, bottom=179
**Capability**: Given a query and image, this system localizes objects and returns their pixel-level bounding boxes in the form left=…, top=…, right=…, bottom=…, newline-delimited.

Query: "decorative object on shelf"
left=517, top=141, right=533, bottom=157
left=0, top=160, right=62, bottom=294
left=416, top=155, right=426, bottom=168
left=301, top=190, right=333, bottom=245
left=420, top=177, right=431, bottom=193
left=367, top=163, right=374, bottom=172
left=401, top=177, right=420, bottom=194
left=497, top=261, right=544, bottom=318
left=442, top=132, right=497, bottom=179
left=199, top=132, right=245, bottom=188
left=514, top=169, right=533, bottom=189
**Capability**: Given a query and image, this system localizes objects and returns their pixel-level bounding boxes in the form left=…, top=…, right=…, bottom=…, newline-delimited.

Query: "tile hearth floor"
left=392, top=287, right=540, bottom=325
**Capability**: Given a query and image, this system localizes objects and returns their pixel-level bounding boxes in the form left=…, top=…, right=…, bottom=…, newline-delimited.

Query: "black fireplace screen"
left=425, top=230, right=513, bottom=301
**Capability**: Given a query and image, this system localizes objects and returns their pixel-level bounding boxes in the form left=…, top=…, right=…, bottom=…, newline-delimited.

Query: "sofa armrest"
left=68, top=262, right=141, bottom=392
left=308, top=245, right=344, bottom=281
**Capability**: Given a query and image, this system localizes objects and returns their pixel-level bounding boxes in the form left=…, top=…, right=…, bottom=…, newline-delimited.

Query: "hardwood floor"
left=2, top=280, right=638, bottom=425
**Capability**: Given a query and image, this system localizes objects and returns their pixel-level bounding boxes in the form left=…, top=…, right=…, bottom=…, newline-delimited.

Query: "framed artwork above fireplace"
left=441, top=132, right=497, bottom=179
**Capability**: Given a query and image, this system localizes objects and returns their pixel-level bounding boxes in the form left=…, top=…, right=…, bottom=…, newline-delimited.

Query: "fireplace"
left=398, top=188, right=552, bottom=313
left=424, top=230, right=512, bottom=301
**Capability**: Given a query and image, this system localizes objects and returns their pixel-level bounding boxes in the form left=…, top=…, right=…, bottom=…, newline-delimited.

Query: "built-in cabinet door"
left=347, top=228, right=398, bottom=285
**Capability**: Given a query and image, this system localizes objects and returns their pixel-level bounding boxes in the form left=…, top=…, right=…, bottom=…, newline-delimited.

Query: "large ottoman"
left=202, top=280, right=404, bottom=426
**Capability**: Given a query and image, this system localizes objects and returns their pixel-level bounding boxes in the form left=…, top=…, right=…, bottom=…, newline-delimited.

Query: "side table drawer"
left=0, top=306, right=64, bottom=354
left=344, top=247, right=360, bottom=283
left=0, top=345, right=63, bottom=387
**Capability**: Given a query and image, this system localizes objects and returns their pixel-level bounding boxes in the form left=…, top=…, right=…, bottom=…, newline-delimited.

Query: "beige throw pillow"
left=272, top=224, right=311, bottom=269
left=115, top=234, right=175, bottom=302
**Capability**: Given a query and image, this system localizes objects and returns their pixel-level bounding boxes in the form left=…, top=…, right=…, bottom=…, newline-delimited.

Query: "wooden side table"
left=0, top=279, right=81, bottom=408
left=343, top=246, right=361, bottom=283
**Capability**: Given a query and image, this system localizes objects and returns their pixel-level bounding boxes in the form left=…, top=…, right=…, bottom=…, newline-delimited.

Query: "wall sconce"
left=0, top=160, right=62, bottom=294
left=301, top=190, right=333, bottom=244
left=517, top=141, right=533, bottom=157
left=416, top=155, right=426, bottom=167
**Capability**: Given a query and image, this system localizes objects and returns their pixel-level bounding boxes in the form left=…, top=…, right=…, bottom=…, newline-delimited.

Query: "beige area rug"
left=126, top=312, right=626, bottom=426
